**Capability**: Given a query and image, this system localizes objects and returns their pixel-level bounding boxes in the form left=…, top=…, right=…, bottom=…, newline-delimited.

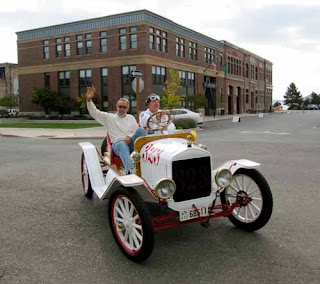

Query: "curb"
left=0, top=113, right=263, bottom=139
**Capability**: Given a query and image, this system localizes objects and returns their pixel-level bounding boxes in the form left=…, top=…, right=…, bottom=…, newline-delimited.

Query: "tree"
left=32, top=88, right=57, bottom=115
left=0, top=93, right=19, bottom=108
left=303, top=98, right=311, bottom=108
left=284, top=83, right=303, bottom=109
left=56, top=92, right=72, bottom=116
left=75, top=93, right=89, bottom=117
left=310, top=92, right=320, bottom=105
left=161, top=69, right=181, bottom=109
left=273, top=101, right=281, bottom=107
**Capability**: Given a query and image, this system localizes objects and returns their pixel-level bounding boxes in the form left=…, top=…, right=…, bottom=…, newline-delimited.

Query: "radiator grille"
left=172, top=157, right=211, bottom=202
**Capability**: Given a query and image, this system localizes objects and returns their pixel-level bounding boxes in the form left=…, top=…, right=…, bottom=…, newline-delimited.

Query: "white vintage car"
left=79, top=112, right=273, bottom=263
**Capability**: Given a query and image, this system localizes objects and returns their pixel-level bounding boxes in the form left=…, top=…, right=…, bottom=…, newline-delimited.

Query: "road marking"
left=240, top=131, right=291, bottom=135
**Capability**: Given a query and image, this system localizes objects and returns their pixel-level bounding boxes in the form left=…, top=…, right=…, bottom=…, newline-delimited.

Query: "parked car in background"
left=7, top=109, right=19, bottom=116
left=307, top=104, right=319, bottom=110
left=169, top=109, right=204, bottom=125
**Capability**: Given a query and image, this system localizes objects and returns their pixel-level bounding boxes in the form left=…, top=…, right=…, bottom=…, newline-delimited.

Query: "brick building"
left=16, top=10, right=272, bottom=115
left=0, top=62, right=19, bottom=101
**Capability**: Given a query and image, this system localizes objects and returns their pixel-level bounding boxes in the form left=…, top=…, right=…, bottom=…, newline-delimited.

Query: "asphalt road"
left=1, top=111, right=319, bottom=284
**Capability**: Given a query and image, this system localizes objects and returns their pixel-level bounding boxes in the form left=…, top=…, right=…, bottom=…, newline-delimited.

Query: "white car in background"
left=169, top=109, right=204, bottom=125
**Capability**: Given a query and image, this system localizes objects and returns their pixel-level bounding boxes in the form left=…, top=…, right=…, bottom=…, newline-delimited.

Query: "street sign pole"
left=136, top=77, right=140, bottom=121
left=131, top=70, right=144, bottom=122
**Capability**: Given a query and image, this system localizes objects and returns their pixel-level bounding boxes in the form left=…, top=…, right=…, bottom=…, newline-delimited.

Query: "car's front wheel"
left=108, top=187, right=154, bottom=263
left=220, top=168, right=273, bottom=231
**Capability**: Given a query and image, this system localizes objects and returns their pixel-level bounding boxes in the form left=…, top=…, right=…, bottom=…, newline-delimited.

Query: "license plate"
left=179, top=206, right=208, bottom=222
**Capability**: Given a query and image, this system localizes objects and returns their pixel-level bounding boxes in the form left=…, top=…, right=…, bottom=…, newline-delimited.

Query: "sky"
left=1, top=0, right=319, bottom=100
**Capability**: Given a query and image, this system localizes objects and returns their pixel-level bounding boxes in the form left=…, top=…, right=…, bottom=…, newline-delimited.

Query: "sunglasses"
left=118, top=105, right=128, bottom=109
left=148, top=95, right=160, bottom=101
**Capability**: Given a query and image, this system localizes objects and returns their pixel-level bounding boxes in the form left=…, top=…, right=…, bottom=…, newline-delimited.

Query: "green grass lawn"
left=0, top=123, right=102, bottom=129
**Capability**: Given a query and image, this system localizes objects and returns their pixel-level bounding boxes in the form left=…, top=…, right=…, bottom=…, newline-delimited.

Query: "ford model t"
left=79, top=113, right=273, bottom=262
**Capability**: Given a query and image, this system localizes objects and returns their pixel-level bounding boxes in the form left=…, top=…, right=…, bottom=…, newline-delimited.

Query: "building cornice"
left=16, top=10, right=224, bottom=50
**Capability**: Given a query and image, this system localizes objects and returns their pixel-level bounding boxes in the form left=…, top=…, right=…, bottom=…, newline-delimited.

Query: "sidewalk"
left=0, top=113, right=261, bottom=139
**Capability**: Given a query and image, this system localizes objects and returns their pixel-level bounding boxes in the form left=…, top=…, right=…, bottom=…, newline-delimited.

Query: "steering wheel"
left=147, top=110, right=172, bottom=132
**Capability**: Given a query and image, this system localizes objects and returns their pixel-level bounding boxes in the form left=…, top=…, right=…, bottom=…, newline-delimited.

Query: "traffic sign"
left=132, top=77, right=144, bottom=93
left=131, top=70, right=143, bottom=77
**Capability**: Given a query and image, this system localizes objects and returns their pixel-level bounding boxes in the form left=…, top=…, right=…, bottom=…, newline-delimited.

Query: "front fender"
left=212, top=159, right=260, bottom=188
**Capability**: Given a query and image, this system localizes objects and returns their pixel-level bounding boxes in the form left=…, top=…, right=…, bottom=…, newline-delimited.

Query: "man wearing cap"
left=139, top=93, right=176, bottom=135
left=86, top=86, right=145, bottom=174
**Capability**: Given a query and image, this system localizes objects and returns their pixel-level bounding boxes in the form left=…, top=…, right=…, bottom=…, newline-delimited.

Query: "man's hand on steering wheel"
left=147, top=110, right=172, bottom=132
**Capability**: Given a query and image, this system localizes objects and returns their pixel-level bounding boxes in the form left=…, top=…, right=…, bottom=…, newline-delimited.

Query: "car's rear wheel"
left=81, top=153, right=93, bottom=199
left=108, top=187, right=154, bottom=263
left=220, top=168, right=273, bottom=231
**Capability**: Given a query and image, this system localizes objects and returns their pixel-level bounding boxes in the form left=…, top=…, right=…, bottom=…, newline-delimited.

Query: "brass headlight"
left=130, top=151, right=141, bottom=163
left=155, top=178, right=176, bottom=199
left=215, top=169, right=232, bottom=187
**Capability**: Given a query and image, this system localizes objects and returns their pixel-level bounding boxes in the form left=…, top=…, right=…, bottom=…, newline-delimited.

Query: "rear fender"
left=79, top=142, right=107, bottom=199
left=102, top=170, right=158, bottom=203
left=79, top=142, right=157, bottom=202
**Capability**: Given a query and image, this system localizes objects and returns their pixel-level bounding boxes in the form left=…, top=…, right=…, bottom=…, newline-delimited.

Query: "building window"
left=163, top=32, right=168, bottom=53
left=156, top=35, right=161, bottom=51
left=130, top=27, right=137, bottom=49
left=266, top=65, right=272, bottom=83
left=176, top=38, right=179, bottom=56
left=187, top=72, right=195, bottom=86
left=149, top=27, right=167, bottom=53
left=180, top=38, right=185, bottom=57
left=101, top=68, right=108, bottom=111
left=149, top=27, right=155, bottom=50
left=85, top=33, right=92, bottom=54
left=64, top=37, right=70, bottom=57
left=119, top=28, right=127, bottom=50
left=58, top=71, right=70, bottom=95
left=255, top=90, right=259, bottom=104
left=43, top=40, right=49, bottom=59
left=245, top=63, right=249, bottom=78
left=55, top=38, right=62, bottom=57
left=179, top=71, right=186, bottom=86
left=255, top=67, right=258, bottom=80
left=204, top=47, right=215, bottom=64
left=100, top=31, right=107, bottom=52
left=155, top=30, right=160, bottom=51
left=79, top=69, right=92, bottom=96
left=251, top=64, right=255, bottom=79
left=76, top=35, right=83, bottom=55
left=122, top=65, right=136, bottom=84
left=246, top=89, right=249, bottom=103
left=176, top=37, right=185, bottom=57
left=152, top=66, right=166, bottom=84
left=227, top=56, right=242, bottom=76
left=44, top=72, right=50, bottom=89
left=189, top=41, right=198, bottom=60
left=219, top=88, right=223, bottom=103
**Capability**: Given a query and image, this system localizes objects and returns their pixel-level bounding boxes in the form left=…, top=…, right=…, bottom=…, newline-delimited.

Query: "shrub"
left=173, top=117, right=197, bottom=129
left=0, top=109, right=8, bottom=118
left=246, top=109, right=256, bottom=114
